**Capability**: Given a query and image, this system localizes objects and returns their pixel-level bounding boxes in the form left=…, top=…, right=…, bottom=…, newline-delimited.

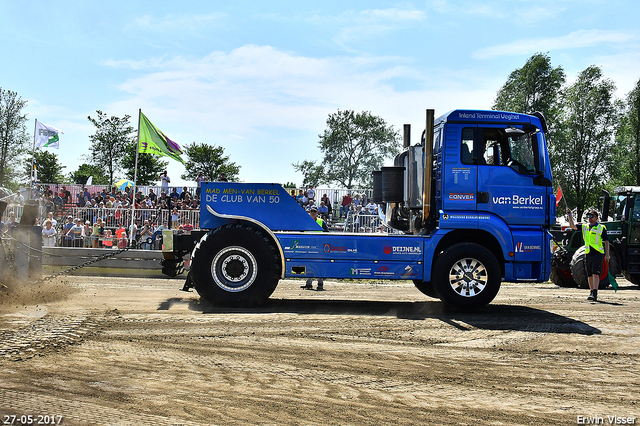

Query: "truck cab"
left=377, top=110, right=555, bottom=283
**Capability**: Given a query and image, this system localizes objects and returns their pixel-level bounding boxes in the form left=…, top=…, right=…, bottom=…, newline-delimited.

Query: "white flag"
left=86, top=176, right=93, bottom=186
left=35, top=120, right=63, bottom=149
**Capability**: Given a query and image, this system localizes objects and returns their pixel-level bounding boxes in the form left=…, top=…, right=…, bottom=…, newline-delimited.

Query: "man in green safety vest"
left=567, top=208, right=610, bottom=301
left=301, top=206, right=329, bottom=291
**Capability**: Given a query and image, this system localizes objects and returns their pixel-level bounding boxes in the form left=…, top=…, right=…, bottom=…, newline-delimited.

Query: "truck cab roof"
left=614, top=186, right=640, bottom=195
left=436, top=109, right=545, bottom=131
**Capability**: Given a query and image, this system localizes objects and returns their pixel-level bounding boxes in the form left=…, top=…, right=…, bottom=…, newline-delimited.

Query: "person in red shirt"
left=340, top=193, right=352, bottom=218
left=115, top=225, right=127, bottom=248
left=182, top=218, right=194, bottom=232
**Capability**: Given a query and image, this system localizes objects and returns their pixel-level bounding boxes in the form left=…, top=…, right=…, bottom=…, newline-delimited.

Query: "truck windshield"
left=507, top=133, right=536, bottom=174
left=467, top=127, right=540, bottom=174
left=634, top=196, right=640, bottom=221
left=613, top=195, right=627, bottom=221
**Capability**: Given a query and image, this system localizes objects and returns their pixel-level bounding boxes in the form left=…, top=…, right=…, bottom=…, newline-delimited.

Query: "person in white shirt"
left=46, top=211, right=57, bottom=228
left=365, top=201, right=377, bottom=215
left=160, top=170, right=170, bottom=190
left=42, top=219, right=57, bottom=247
left=68, top=218, right=85, bottom=248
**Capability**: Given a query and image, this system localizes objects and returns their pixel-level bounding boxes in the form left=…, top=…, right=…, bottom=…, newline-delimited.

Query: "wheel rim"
left=448, top=257, right=488, bottom=297
left=211, top=246, right=257, bottom=292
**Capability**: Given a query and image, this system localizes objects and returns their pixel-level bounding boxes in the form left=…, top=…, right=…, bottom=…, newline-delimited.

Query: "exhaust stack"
left=422, top=109, right=434, bottom=227
left=403, top=124, right=411, bottom=148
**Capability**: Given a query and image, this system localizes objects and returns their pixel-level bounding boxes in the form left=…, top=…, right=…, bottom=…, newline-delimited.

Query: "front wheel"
left=190, top=224, right=281, bottom=307
left=432, top=243, right=501, bottom=310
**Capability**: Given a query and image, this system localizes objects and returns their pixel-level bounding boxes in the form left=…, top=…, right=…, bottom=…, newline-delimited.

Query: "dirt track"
left=1, top=276, right=639, bottom=426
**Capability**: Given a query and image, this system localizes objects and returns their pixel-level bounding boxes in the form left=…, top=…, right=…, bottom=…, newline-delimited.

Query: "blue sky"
left=2, top=0, right=639, bottom=187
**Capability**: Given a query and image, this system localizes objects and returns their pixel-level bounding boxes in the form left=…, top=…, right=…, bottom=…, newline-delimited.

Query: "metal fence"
left=2, top=184, right=402, bottom=242
left=19, top=183, right=199, bottom=202
left=2, top=207, right=200, bottom=249
left=59, top=207, right=200, bottom=229
left=285, top=187, right=374, bottom=214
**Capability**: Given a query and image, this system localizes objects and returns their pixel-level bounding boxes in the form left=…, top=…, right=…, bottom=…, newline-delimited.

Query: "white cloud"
left=108, top=44, right=495, bottom=130
left=472, top=29, right=636, bottom=59
left=332, top=8, right=425, bottom=49
left=104, top=45, right=495, bottom=184
left=133, top=13, right=226, bottom=35
left=581, top=49, right=640, bottom=96
left=360, top=8, right=425, bottom=21
left=428, top=0, right=503, bottom=17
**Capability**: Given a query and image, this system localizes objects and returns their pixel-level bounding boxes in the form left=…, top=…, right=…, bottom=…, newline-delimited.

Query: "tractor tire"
left=623, top=271, right=640, bottom=286
left=569, top=246, right=615, bottom=290
left=432, top=243, right=501, bottom=310
left=412, top=280, right=438, bottom=298
left=190, top=224, right=281, bottom=307
left=549, top=266, right=577, bottom=288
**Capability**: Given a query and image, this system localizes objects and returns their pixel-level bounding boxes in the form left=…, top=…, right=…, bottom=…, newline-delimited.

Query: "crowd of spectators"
left=289, top=187, right=381, bottom=232
left=36, top=184, right=202, bottom=213
left=1, top=183, right=385, bottom=247
left=1, top=183, right=200, bottom=249
left=291, top=187, right=333, bottom=220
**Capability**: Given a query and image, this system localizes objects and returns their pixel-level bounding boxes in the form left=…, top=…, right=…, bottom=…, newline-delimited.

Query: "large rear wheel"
left=549, top=266, right=577, bottom=288
left=432, top=243, right=501, bottom=310
left=190, top=224, right=281, bottom=307
left=570, top=246, right=616, bottom=289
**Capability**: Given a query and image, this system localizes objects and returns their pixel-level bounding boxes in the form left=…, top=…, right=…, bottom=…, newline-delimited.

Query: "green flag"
left=138, top=111, right=184, bottom=164
left=609, top=271, right=618, bottom=292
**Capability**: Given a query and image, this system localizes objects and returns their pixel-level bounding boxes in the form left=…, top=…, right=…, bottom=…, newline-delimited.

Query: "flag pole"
left=129, top=109, right=142, bottom=246
left=31, top=119, right=37, bottom=187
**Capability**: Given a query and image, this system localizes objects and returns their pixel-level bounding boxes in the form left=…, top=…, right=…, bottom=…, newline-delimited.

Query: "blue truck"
left=162, top=109, right=556, bottom=310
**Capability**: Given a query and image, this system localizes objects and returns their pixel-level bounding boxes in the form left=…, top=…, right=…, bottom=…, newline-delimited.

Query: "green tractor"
left=550, top=186, right=640, bottom=288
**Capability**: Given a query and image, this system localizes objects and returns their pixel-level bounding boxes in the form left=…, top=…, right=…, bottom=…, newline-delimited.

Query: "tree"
left=492, top=53, right=565, bottom=139
left=87, top=110, right=135, bottom=186
left=315, top=109, right=400, bottom=189
left=26, top=149, right=66, bottom=183
left=0, top=88, right=30, bottom=189
left=613, top=78, right=640, bottom=186
left=122, top=142, right=168, bottom=186
left=292, top=160, right=324, bottom=188
left=552, top=66, right=620, bottom=218
left=69, top=164, right=109, bottom=185
left=180, top=142, right=240, bottom=182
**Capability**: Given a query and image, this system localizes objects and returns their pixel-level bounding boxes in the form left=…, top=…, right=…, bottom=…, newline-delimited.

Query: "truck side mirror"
left=536, top=132, right=547, bottom=177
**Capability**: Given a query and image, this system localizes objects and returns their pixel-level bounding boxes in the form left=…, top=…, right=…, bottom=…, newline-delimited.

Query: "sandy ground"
left=0, top=275, right=639, bottom=426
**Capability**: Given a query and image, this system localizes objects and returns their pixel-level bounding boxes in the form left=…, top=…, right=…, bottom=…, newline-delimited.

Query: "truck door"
left=476, top=126, right=548, bottom=226
left=441, top=124, right=477, bottom=212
